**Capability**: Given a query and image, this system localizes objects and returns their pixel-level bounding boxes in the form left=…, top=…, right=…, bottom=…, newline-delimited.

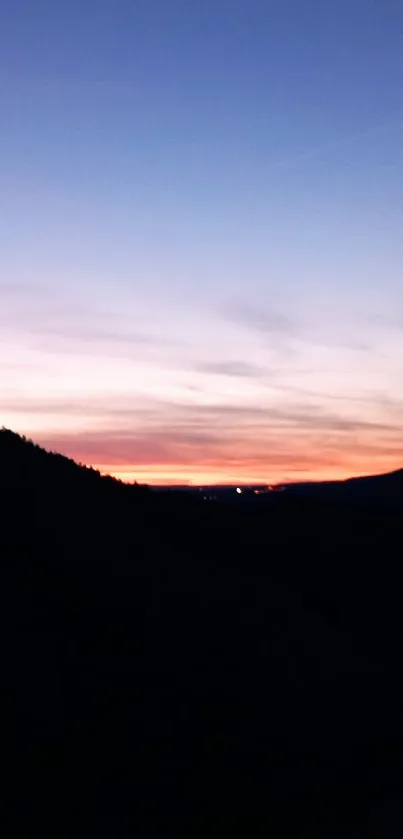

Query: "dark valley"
left=2, top=429, right=403, bottom=837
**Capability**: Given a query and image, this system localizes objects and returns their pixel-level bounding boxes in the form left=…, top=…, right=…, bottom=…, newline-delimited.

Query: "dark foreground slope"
left=2, top=430, right=403, bottom=837
left=281, top=465, right=403, bottom=505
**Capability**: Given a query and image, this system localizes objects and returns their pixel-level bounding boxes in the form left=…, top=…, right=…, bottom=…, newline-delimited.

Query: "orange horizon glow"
left=105, top=464, right=399, bottom=486
left=95, top=449, right=403, bottom=486
left=3, top=6, right=403, bottom=507
left=5, top=396, right=403, bottom=488
left=6, top=406, right=403, bottom=488
left=4, top=289, right=403, bottom=489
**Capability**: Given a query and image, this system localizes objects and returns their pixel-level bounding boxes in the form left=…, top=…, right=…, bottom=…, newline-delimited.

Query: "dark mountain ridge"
left=2, top=427, right=402, bottom=504
left=0, top=427, right=146, bottom=491
left=280, top=465, right=403, bottom=504
left=2, top=427, right=403, bottom=837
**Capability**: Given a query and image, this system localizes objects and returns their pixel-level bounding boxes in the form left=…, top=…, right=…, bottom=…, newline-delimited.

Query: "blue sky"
left=2, top=0, right=403, bottom=483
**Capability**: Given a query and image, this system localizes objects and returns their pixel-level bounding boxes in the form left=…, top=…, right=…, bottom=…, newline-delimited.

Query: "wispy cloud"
left=7, top=387, right=402, bottom=484
left=0, top=281, right=49, bottom=297
left=223, top=301, right=294, bottom=336
left=195, top=360, right=265, bottom=378
left=5, top=391, right=401, bottom=430
left=30, top=324, right=156, bottom=354
left=221, top=299, right=372, bottom=355
left=2, top=288, right=179, bottom=358
left=32, top=414, right=403, bottom=484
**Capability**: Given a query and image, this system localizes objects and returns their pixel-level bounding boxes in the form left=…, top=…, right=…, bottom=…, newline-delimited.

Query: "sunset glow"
left=2, top=2, right=403, bottom=485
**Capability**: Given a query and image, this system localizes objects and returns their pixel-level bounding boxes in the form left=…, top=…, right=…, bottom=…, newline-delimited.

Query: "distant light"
left=236, top=487, right=242, bottom=495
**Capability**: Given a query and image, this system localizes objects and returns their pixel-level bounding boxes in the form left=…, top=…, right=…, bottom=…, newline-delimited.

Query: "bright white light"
left=236, top=487, right=242, bottom=494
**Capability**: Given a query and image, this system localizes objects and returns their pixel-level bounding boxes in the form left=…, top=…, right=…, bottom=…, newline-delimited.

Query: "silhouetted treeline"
left=2, top=429, right=403, bottom=837
left=0, top=427, right=151, bottom=493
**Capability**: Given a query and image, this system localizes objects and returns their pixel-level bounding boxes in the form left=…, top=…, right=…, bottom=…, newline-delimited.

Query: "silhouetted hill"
left=0, top=428, right=151, bottom=554
left=0, top=427, right=147, bottom=492
left=280, top=467, right=403, bottom=504
left=344, top=466, right=403, bottom=499
left=3, top=426, right=402, bottom=505
left=2, top=429, right=403, bottom=837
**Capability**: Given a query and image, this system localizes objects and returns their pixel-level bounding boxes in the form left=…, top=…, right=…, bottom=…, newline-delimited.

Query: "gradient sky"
left=2, top=0, right=403, bottom=484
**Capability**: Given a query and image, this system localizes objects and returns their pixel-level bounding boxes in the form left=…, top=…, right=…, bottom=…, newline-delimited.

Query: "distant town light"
left=236, top=487, right=242, bottom=494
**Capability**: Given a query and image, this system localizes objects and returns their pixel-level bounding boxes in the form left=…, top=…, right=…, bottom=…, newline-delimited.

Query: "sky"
left=2, top=0, right=403, bottom=485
